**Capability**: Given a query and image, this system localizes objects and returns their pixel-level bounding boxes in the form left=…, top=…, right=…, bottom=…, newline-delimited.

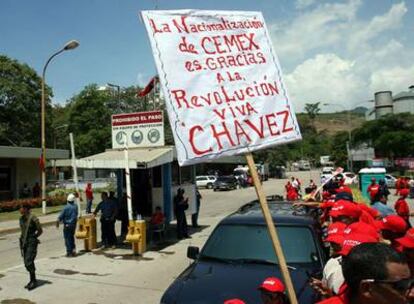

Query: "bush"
left=0, top=194, right=67, bottom=213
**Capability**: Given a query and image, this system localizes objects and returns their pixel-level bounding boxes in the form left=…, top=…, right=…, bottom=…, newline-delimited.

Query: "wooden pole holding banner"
left=245, top=153, right=298, bottom=304
left=69, top=132, right=81, bottom=218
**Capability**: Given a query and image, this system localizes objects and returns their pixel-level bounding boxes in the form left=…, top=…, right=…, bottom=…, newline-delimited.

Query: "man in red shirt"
left=318, top=243, right=414, bottom=304
left=85, top=183, right=93, bottom=214
left=367, top=178, right=380, bottom=203
left=150, top=206, right=165, bottom=226
left=329, top=200, right=362, bottom=226
left=395, top=188, right=411, bottom=227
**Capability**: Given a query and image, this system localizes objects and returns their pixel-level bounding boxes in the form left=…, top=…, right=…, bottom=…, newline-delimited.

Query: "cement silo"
left=374, top=91, right=393, bottom=119
left=393, top=86, right=414, bottom=114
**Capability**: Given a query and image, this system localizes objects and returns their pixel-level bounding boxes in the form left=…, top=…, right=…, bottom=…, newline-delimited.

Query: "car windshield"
left=201, top=224, right=319, bottom=264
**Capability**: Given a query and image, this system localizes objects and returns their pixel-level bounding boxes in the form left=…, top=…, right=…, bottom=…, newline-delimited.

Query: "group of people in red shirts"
left=395, top=176, right=413, bottom=196
left=285, top=177, right=303, bottom=201
left=293, top=176, right=414, bottom=303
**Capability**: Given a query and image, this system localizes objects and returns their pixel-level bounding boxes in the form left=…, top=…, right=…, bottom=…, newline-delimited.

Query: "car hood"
left=161, top=260, right=321, bottom=304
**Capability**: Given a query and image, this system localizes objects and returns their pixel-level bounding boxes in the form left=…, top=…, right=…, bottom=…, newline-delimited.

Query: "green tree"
left=66, top=84, right=112, bottom=157
left=304, top=102, right=321, bottom=120
left=330, top=131, right=348, bottom=168
left=0, top=55, right=53, bottom=147
left=353, top=113, right=414, bottom=158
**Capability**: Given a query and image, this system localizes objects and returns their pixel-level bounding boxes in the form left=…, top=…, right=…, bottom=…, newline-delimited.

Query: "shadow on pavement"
left=148, top=224, right=210, bottom=251
left=1, top=299, right=36, bottom=304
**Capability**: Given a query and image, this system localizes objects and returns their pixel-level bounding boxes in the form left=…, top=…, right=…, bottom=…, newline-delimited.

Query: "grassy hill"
left=297, top=112, right=366, bottom=135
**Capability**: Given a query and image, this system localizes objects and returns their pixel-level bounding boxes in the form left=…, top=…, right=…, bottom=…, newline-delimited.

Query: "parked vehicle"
left=298, top=160, right=311, bottom=171
left=233, top=163, right=269, bottom=182
left=213, top=176, right=239, bottom=191
left=336, top=172, right=358, bottom=185
left=160, top=198, right=325, bottom=303
left=196, top=175, right=216, bottom=189
left=384, top=174, right=397, bottom=188
left=320, top=167, right=334, bottom=184
left=256, top=163, right=270, bottom=180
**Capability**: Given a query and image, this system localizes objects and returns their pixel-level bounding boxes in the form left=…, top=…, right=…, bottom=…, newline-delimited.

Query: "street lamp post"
left=323, top=103, right=353, bottom=172
left=41, top=40, right=79, bottom=215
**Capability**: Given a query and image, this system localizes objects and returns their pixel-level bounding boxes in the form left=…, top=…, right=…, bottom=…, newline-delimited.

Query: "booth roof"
left=0, top=145, right=69, bottom=159
left=75, top=146, right=174, bottom=169
left=359, top=167, right=386, bottom=174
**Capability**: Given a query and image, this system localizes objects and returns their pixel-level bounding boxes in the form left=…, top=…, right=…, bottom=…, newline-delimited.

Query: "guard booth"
left=359, top=167, right=386, bottom=200
left=76, top=146, right=197, bottom=223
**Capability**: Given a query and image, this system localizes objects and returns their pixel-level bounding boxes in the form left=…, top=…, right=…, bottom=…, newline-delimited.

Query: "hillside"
left=298, top=112, right=366, bottom=135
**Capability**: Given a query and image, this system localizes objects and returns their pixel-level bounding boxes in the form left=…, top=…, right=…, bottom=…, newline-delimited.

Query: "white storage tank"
left=393, top=85, right=414, bottom=115
left=374, top=91, right=393, bottom=119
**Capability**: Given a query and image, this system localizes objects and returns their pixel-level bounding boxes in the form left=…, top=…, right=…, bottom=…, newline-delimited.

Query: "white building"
left=0, top=146, right=69, bottom=201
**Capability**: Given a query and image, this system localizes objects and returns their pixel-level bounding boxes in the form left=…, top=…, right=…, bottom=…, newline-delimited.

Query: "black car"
left=161, top=198, right=326, bottom=303
left=213, top=176, right=238, bottom=191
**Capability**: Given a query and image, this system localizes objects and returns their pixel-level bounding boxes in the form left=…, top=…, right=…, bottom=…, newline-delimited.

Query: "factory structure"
left=366, top=85, right=414, bottom=120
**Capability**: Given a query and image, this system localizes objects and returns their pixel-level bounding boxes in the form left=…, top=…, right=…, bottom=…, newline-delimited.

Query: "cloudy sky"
left=1, top=0, right=412, bottom=111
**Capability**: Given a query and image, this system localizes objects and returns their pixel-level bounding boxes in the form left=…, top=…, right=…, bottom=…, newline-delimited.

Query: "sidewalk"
left=0, top=213, right=59, bottom=235
left=0, top=215, right=220, bottom=303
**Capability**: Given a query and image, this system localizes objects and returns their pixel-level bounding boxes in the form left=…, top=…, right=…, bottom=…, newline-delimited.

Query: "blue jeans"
left=63, top=224, right=76, bottom=254
left=86, top=199, right=93, bottom=214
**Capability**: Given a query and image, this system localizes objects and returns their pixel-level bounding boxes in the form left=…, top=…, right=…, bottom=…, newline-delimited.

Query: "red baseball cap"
left=396, top=228, right=414, bottom=249
left=336, top=186, right=353, bottom=194
left=324, top=222, right=347, bottom=244
left=258, top=277, right=286, bottom=293
left=224, top=299, right=245, bottom=304
left=343, top=221, right=380, bottom=241
left=375, top=215, right=407, bottom=233
left=329, top=201, right=362, bottom=219
left=400, top=188, right=410, bottom=197
left=338, top=233, right=378, bottom=256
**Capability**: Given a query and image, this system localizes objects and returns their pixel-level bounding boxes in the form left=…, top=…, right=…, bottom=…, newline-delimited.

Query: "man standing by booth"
left=57, top=193, right=78, bottom=257
left=94, top=192, right=118, bottom=248
left=174, top=188, right=190, bottom=239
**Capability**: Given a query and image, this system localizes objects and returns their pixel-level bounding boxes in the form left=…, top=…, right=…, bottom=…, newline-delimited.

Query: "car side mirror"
left=187, top=246, right=199, bottom=260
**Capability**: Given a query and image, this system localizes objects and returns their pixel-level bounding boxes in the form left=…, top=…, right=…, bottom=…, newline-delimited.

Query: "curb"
left=0, top=219, right=57, bottom=236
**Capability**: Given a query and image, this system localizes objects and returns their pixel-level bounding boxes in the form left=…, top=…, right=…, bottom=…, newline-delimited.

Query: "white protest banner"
left=141, top=10, right=301, bottom=166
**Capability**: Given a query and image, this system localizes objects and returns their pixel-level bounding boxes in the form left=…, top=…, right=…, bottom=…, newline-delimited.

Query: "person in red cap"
left=317, top=242, right=414, bottom=304
left=224, top=299, right=245, bottom=304
left=375, top=215, right=408, bottom=251
left=321, top=222, right=347, bottom=294
left=258, top=277, right=287, bottom=304
left=394, top=188, right=412, bottom=227
left=330, top=200, right=362, bottom=225
left=396, top=228, right=414, bottom=275
left=367, top=177, right=380, bottom=203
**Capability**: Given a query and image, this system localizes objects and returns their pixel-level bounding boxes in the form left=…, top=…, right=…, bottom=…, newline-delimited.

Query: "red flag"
left=137, top=76, right=158, bottom=97
left=39, top=153, right=45, bottom=171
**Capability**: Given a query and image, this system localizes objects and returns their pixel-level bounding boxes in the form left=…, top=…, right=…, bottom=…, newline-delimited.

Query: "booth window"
left=152, top=166, right=162, bottom=188
left=0, top=167, right=11, bottom=191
